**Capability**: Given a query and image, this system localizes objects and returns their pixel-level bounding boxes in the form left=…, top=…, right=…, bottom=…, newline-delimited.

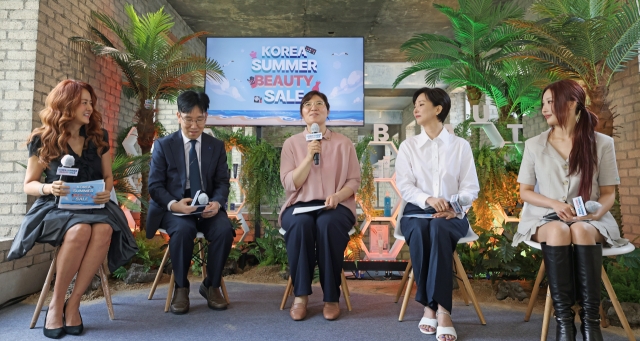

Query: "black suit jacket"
left=146, top=131, right=230, bottom=238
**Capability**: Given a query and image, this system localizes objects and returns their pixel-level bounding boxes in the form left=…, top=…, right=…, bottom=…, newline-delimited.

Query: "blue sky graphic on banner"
left=205, top=37, right=364, bottom=126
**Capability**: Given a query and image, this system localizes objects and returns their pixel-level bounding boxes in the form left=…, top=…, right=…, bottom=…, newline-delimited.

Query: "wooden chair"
left=148, top=229, right=230, bottom=313
left=393, top=200, right=486, bottom=324
left=277, top=227, right=354, bottom=312
left=30, top=246, right=114, bottom=328
left=523, top=240, right=636, bottom=341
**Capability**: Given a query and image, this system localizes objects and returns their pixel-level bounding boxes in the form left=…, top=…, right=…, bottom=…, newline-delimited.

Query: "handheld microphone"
left=449, top=193, right=473, bottom=214
left=56, top=155, right=77, bottom=204
left=197, top=192, right=209, bottom=205
left=59, top=155, right=75, bottom=180
left=585, top=201, right=602, bottom=214
left=307, top=123, right=321, bottom=166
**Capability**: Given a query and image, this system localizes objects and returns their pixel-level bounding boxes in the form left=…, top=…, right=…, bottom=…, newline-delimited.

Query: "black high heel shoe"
left=43, top=308, right=65, bottom=339
left=63, top=299, right=84, bottom=336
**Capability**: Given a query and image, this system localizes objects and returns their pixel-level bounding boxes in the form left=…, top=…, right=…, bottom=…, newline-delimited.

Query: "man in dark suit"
left=147, top=91, right=234, bottom=314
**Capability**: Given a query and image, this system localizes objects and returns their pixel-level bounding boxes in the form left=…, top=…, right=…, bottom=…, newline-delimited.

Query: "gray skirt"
left=8, top=195, right=138, bottom=272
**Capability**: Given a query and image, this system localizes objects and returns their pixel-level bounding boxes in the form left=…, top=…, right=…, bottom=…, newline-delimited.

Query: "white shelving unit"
left=356, top=141, right=404, bottom=261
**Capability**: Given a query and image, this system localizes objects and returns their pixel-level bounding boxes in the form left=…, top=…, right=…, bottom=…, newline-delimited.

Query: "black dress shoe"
left=63, top=299, right=84, bottom=336
left=199, top=282, right=228, bottom=310
left=43, top=308, right=65, bottom=339
left=170, top=287, right=190, bottom=314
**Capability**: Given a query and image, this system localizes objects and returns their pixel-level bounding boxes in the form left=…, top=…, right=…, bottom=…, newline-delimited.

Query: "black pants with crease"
left=162, top=207, right=234, bottom=288
left=281, top=200, right=355, bottom=302
left=400, top=203, right=468, bottom=313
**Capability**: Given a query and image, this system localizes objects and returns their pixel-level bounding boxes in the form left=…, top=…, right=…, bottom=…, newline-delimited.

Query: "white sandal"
left=418, top=307, right=437, bottom=335
left=436, top=310, right=457, bottom=341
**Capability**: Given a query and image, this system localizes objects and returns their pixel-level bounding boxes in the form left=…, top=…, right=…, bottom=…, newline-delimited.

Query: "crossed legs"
left=46, top=223, right=112, bottom=329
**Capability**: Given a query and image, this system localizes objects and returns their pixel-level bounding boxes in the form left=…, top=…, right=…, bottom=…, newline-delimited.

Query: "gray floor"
left=0, top=281, right=633, bottom=341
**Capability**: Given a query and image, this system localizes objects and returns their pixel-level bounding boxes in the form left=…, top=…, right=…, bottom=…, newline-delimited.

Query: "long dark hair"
left=543, top=79, right=598, bottom=199
left=28, top=80, right=107, bottom=167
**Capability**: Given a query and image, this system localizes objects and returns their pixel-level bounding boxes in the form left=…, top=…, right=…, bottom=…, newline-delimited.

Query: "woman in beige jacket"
left=514, top=79, right=628, bottom=341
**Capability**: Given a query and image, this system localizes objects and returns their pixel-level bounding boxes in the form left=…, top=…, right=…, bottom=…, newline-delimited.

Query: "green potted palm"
left=507, top=0, right=640, bottom=136
left=71, top=4, right=224, bottom=230
left=393, top=0, right=550, bottom=120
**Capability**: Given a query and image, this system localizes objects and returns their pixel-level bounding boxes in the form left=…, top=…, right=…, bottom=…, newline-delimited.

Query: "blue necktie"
left=189, top=140, right=201, bottom=195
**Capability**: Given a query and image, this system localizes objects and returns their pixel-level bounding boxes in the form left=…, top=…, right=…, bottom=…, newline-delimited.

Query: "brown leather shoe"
left=199, top=282, right=228, bottom=310
left=323, top=302, right=340, bottom=320
left=289, top=302, right=307, bottom=321
left=170, top=287, right=190, bottom=315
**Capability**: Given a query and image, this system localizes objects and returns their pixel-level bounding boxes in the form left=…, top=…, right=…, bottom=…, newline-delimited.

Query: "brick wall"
left=0, top=237, right=55, bottom=274
left=522, top=112, right=547, bottom=139
left=608, top=57, right=640, bottom=244
left=0, top=0, right=204, bottom=239
left=0, top=0, right=40, bottom=238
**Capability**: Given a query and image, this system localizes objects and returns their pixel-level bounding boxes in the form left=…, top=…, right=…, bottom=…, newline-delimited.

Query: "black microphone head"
left=311, top=123, right=320, bottom=134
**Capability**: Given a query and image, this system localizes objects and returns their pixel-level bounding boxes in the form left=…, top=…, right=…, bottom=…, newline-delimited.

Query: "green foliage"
left=70, top=4, right=224, bottom=104
left=240, top=140, right=284, bottom=215
left=111, top=153, right=151, bottom=211
left=454, top=117, right=474, bottom=140
left=112, top=266, right=128, bottom=280
left=247, top=218, right=288, bottom=271
left=508, top=0, right=640, bottom=88
left=457, top=220, right=542, bottom=281
left=354, top=136, right=376, bottom=219
left=394, top=0, right=551, bottom=119
left=131, top=232, right=165, bottom=272
left=603, top=248, right=640, bottom=303
left=113, top=232, right=165, bottom=280
left=228, top=241, right=247, bottom=262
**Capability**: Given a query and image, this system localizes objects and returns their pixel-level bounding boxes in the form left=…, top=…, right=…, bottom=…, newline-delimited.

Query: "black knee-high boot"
left=542, top=243, right=576, bottom=341
left=574, top=244, right=603, bottom=341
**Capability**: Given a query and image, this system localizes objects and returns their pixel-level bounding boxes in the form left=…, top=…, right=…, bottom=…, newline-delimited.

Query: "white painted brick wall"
left=0, top=0, right=204, bottom=239
left=0, top=0, right=39, bottom=238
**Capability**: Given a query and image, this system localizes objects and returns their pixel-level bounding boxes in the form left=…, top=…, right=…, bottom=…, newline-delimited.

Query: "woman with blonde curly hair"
left=8, top=79, right=137, bottom=339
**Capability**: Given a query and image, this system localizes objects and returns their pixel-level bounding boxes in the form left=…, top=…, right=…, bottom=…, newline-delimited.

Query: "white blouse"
left=395, top=128, right=480, bottom=219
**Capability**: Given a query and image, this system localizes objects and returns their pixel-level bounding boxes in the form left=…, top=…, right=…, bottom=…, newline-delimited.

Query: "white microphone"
left=57, top=154, right=78, bottom=181
left=585, top=201, right=602, bottom=214
left=307, top=123, right=322, bottom=166
left=449, top=194, right=473, bottom=214
left=197, top=192, right=209, bottom=205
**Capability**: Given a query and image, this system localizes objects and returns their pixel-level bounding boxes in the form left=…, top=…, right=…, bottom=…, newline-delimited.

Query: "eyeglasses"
left=303, top=101, right=326, bottom=108
left=181, top=115, right=206, bottom=126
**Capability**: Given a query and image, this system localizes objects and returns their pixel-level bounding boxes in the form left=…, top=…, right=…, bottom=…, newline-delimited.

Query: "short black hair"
left=177, top=91, right=210, bottom=115
left=412, top=87, right=451, bottom=123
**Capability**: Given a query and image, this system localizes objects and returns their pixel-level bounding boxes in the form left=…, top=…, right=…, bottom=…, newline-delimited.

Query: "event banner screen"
left=205, top=37, right=364, bottom=126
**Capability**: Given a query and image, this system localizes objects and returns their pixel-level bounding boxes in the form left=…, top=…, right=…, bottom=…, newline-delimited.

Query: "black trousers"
left=281, top=200, right=355, bottom=302
left=162, top=209, right=234, bottom=288
left=400, top=203, right=468, bottom=312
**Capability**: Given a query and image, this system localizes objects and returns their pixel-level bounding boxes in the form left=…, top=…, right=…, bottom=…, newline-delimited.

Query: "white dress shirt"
left=395, top=127, right=480, bottom=219
left=167, top=132, right=203, bottom=211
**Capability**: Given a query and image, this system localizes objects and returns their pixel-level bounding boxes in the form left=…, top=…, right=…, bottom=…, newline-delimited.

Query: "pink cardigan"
left=279, top=128, right=361, bottom=225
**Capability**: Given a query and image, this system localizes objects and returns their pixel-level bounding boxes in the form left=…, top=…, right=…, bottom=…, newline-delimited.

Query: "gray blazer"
left=513, top=129, right=628, bottom=247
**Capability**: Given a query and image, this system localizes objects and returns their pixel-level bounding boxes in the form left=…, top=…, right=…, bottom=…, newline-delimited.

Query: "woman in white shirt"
left=396, top=88, right=479, bottom=341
